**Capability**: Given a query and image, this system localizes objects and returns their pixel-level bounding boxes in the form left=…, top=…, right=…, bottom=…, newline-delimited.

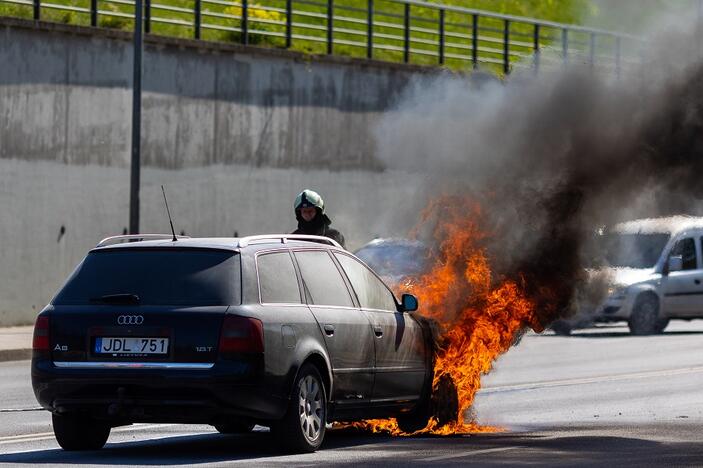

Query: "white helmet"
left=294, top=189, right=325, bottom=213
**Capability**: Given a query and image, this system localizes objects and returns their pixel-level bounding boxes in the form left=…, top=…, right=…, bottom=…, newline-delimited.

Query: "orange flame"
left=346, top=196, right=539, bottom=435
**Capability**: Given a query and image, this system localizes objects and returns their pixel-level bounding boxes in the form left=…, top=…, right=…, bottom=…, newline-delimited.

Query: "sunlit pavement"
left=2, top=321, right=703, bottom=466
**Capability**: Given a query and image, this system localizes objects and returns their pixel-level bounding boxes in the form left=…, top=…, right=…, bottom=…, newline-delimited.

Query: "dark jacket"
left=292, top=212, right=346, bottom=249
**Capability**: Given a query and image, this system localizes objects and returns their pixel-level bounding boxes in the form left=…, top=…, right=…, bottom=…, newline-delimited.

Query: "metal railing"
left=0, top=0, right=641, bottom=73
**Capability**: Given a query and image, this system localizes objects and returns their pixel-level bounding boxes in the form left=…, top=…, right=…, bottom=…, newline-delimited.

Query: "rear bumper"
left=31, top=357, right=288, bottom=424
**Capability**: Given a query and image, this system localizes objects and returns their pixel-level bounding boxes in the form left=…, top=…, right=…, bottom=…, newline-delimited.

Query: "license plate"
left=95, top=337, right=169, bottom=355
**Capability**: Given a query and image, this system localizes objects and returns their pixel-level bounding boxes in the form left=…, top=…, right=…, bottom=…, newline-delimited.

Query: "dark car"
left=31, top=234, right=434, bottom=452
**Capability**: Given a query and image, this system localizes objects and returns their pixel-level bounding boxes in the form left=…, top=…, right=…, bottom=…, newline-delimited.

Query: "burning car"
left=32, top=234, right=439, bottom=452
left=553, top=216, right=703, bottom=335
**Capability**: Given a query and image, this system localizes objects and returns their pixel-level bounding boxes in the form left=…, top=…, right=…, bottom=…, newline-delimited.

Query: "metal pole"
left=144, top=0, right=150, bottom=33
left=327, top=0, right=333, bottom=54
left=438, top=9, right=445, bottom=65
left=241, top=0, right=248, bottom=45
left=562, top=28, right=568, bottom=65
left=33, top=0, right=40, bottom=20
left=403, top=3, right=410, bottom=63
left=285, top=0, right=292, bottom=48
left=503, top=19, right=510, bottom=75
left=589, top=32, right=596, bottom=67
left=471, top=14, right=478, bottom=69
left=194, top=0, right=201, bottom=39
left=367, top=0, right=373, bottom=59
left=533, top=23, right=540, bottom=73
left=90, top=0, right=97, bottom=26
left=129, top=0, right=144, bottom=235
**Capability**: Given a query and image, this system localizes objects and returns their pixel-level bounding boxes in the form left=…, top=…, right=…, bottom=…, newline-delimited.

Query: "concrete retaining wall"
left=0, top=18, right=452, bottom=325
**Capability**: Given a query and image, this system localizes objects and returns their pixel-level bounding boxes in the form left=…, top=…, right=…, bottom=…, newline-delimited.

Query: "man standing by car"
left=292, top=189, right=346, bottom=248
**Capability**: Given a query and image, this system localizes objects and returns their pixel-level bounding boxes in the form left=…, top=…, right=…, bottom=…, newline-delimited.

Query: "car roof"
left=92, top=235, right=343, bottom=253
left=612, top=216, right=703, bottom=235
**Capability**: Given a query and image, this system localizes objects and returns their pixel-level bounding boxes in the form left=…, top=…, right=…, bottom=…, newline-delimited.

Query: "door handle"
left=696, top=279, right=701, bottom=285
left=373, top=326, right=383, bottom=338
left=323, top=324, right=335, bottom=336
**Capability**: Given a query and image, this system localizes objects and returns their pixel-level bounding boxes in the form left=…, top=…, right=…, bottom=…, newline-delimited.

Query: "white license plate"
left=95, top=337, right=169, bottom=355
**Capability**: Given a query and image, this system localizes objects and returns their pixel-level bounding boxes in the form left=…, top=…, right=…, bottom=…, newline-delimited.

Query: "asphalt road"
left=2, top=321, right=703, bottom=466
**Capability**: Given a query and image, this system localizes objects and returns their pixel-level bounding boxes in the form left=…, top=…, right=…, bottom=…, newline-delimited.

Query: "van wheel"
left=214, top=420, right=255, bottom=434
left=628, top=294, right=663, bottom=335
left=52, top=413, right=111, bottom=451
left=273, top=363, right=326, bottom=453
left=654, top=318, right=670, bottom=333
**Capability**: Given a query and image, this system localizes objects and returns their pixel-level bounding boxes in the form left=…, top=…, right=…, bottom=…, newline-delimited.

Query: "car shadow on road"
left=1, top=426, right=702, bottom=465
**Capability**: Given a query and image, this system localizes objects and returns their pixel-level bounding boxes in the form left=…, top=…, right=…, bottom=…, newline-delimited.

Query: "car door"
left=293, top=249, right=375, bottom=405
left=662, top=237, right=703, bottom=316
left=333, top=252, right=428, bottom=404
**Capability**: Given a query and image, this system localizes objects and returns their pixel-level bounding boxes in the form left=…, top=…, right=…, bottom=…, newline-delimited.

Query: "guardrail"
left=0, top=0, right=640, bottom=73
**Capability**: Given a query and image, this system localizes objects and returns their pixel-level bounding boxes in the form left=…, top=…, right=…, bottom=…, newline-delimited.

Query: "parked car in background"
left=553, top=216, right=703, bottom=335
left=32, top=234, right=436, bottom=453
left=354, top=238, right=429, bottom=287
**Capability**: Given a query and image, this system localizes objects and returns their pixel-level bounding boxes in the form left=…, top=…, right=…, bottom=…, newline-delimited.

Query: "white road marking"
left=421, top=446, right=522, bottom=461
left=0, top=423, right=178, bottom=445
left=481, top=365, right=703, bottom=394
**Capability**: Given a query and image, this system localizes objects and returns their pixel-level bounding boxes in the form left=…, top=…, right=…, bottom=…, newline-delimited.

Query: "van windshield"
left=53, top=248, right=240, bottom=306
left=594, top=233, right=670, bottom=269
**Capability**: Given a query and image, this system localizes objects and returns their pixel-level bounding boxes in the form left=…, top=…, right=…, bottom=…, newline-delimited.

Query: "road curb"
left=0, top=349, right=31, bottom=362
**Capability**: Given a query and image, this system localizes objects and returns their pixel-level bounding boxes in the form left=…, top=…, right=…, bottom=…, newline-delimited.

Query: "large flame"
left=345, top=196, right=542, bottom=435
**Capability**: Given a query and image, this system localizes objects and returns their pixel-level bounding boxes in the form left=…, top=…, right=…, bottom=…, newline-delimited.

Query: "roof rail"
left=96, top=234, right=191, bottom=248
left=237, top=234, right=342, bottom=249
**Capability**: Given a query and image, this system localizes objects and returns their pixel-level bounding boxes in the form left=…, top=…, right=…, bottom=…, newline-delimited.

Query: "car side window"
left=294, top=250, right=354, bottom=308
left=257, top=252, right=301, bottom=304
left=334, top=253, right=397, bottom=312
left=670, top=237, right=697, bottom=270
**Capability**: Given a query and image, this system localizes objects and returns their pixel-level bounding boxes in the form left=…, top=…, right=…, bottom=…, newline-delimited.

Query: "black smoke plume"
left=376, top=17, right=703, bottom=329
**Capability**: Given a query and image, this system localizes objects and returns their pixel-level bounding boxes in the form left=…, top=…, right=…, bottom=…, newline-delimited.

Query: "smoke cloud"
left=376, top=8, right=703, bottom=327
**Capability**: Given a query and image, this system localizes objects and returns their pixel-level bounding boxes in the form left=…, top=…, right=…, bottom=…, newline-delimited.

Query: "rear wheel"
left=52, top=413, right=111, bottom=451
left=628, top=294, right=665, bottom=335
left=273, top=364, right=327, bottom=453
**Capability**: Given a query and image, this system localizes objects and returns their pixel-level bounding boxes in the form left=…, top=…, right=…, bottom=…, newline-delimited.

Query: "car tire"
left=396, top=391, right=432, bottom=434
left=273, top=363, right=327, bottom=453
left=214, top=421, right=255, bottom=434
left=551, top=320, right=572, bottom=336
left=628, top=294, right=663, bottom=335
left=52, top=413, right=111, bottom=451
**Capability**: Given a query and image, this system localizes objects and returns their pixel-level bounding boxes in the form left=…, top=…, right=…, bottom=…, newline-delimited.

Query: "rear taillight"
left=218, top=315, right=264, bottom=354
left=32, top=316, right=50, bottom=351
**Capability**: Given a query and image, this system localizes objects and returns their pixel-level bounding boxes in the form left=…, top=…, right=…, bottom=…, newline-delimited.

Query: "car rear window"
left=53, top=248, right=240, bottom=306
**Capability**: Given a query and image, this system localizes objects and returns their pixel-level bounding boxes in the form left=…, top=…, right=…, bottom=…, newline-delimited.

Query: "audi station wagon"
left=31, top=234, right=435, bottom=452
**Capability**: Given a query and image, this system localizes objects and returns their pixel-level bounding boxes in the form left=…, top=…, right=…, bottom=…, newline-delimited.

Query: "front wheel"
left=628, top=294, right=664, bottom=335
left=52, top=413, right=111, bottom=451
left=273, top=364, right=327, bottom=453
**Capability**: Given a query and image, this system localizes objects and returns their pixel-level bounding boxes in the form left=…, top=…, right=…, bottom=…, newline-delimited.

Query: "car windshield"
left=593, top=233, right=670, bottom=269
left=53, top=248, right=240, bottom=306
left=354, top=244, right=428, bottom=278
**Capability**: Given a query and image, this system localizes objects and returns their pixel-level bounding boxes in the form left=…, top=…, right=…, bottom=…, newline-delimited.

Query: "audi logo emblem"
left=117, top=315, right=144, bottom=325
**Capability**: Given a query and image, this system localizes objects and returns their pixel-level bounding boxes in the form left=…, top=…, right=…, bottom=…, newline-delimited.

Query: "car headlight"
left=607, top=285, right=628, bottom=299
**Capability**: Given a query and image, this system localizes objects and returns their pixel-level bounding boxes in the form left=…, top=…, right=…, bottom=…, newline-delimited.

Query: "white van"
left=554, top=216, right=703, bottom=335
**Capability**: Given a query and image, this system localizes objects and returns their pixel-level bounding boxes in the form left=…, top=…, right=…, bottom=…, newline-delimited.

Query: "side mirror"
left=668, top=255, right=683, bottom=273
left=401, top=294, right=418, bottom=312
